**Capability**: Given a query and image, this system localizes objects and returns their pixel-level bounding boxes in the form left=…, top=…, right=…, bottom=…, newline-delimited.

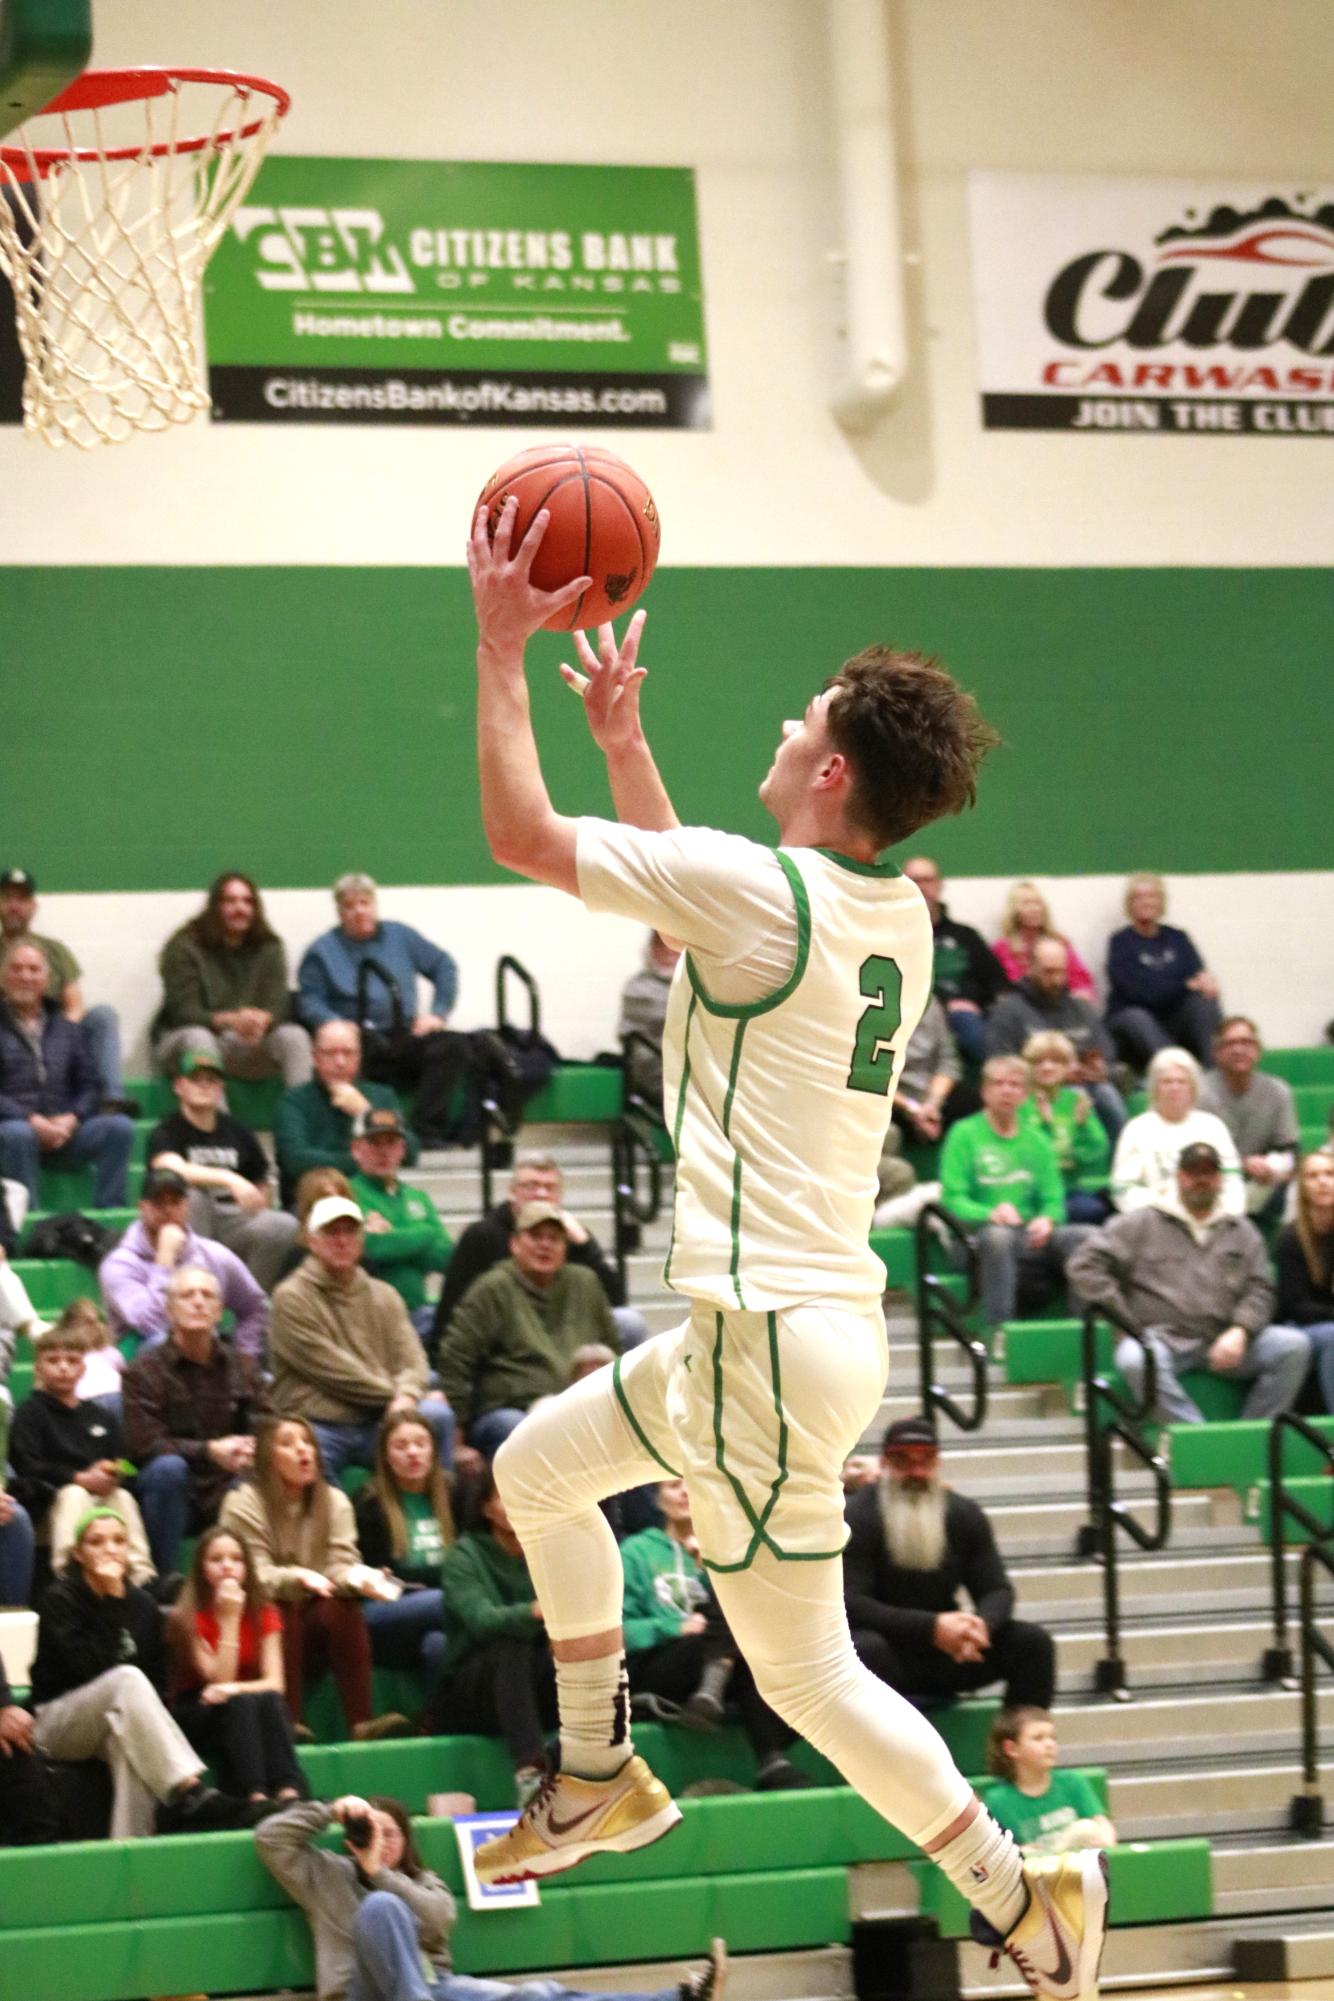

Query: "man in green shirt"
left=940, top=1056, right=1091, bottom=1331
left=0, top=866, right=133, bottom=1111
left=348, top=1105, right=453, bottom=1340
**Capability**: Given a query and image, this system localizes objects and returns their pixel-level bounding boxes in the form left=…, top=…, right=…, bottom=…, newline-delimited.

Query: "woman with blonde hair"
left=1020, top=1032, right=1110, bottom=1223
left=1109, top=1047, right=1243, bottom=1214
left=220, top=1416, right=408, bottom=1739
left=354, top=1410, right=454, bottom=1683
left=993, top=883, right=1095, bottom=999
left=1275, top=1149, right=1334, bottom=1412
left=1105, top=872, right=1222, bottom=1069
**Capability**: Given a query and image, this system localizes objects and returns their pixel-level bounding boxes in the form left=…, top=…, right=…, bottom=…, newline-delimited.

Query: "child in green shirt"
left=983, top=1705, right=1117, bottom=1855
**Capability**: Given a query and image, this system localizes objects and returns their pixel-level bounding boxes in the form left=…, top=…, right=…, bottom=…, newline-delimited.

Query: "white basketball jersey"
left=578, top=822, right=934, bottom=1311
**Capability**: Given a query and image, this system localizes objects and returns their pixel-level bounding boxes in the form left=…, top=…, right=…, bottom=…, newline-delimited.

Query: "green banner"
left=204, top=155, right=709, bottom=428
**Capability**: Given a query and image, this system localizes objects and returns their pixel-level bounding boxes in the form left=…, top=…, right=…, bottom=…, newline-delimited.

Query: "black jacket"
left=929, top=908, right=1009, bottom=1010
left=1275, top=1225, right=1334, bottom=1327
left=842, top=1486, right=1015, bottom=1648
left=30, top=1570, right=167, bottom=1707
left=432, top=1200, right=624, bottom=1348
left=9, top=1391, right=125, bottom=1521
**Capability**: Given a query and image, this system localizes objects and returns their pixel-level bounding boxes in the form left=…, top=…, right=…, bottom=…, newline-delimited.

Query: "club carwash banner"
left=204, top=157, right=709, bottom=428
left=967, top=172, right=1334, bottom=436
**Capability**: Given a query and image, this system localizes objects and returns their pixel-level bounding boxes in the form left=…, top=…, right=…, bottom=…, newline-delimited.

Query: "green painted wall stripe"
left=6, top=565, right=1331, bottom=891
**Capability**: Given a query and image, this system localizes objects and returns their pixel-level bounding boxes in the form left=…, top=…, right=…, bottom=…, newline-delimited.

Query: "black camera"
left=345, top=1811, right=374, bottom=1849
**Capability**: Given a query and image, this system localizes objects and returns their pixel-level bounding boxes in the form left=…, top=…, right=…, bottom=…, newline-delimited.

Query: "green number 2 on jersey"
left=846, top=954, right=903, bottom=1095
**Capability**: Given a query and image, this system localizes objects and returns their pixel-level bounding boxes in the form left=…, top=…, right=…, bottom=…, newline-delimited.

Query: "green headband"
left=72, top=1504, right=127, bottom=1545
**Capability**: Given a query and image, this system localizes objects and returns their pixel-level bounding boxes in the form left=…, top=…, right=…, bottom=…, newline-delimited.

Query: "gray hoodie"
left=256, top=1798, right=454, bottom=2001
left=1066, top=1195, right=1274, bottom=1350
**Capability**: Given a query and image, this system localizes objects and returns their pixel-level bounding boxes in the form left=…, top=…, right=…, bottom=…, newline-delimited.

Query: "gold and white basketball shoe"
left=473, top=1756, right=682, bottom=1885
left=970, top=1850, right=1110, bottom=2001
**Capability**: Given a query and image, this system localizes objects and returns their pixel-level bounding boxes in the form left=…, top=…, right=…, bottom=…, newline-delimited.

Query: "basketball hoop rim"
left=0, top=67, right=290, bottom=177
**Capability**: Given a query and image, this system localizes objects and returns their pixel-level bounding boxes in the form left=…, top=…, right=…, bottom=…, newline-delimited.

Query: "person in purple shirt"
left=99, top=1168, right=269, bottom=1359
left=0, top=942, right=134, bottom=1209
left=297, top=875, right=467, bottom=1146
left=1104, top=872, right=1222, bottom=1071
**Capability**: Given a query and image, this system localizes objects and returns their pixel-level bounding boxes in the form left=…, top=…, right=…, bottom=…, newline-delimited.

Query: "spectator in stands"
left=622, top=1477, right=809, bottom=1790
left=0, top=1244, right=45, bottom=1344
left=269, top=1194, right=453, bottom=1482
left=983, top=1707, right=1116, bottom=1855
left=148, top=1047, right=298, bottom=1291
left=0, top=941, right=135, bottom=1210
left=0, top=865, right=134, bottom=1112
left=1105, top=872, right=1222, bottom=1069
left=0, top=1481, right=35, bottom=1609
left=437, top=1201, right=619, bottom=1461
left=29, top=1506, right=255, bottom=1835
left=10, top=1321, right=156, bottom=1585
left=122, top=1265, right=271, bottom=1576
left=1198, top=1018, right=1300, bottom=1222
left=153, top=871, right=312, bottom=1088
left=1021, top=1031, right=1111, bottom=1224
left=348, top=1107, right=452, bottom=1343
left=100, top=1166, right=269, bottom=1359
left=844, top=1417, right=1056, bottom=1710
left=1110, top=1047, right=1243, bottom=1216
left=353, top=1411, right=453, bottom=1685
left=432, top=1151, right=644, bottom=1353
left=275, top=1020, right=418, bottom=1206
left=258, top=1786, right=731, bottom=2001
left=902, top=857, right=1009, bottom=1064
left=0, top=1649, right=59, bottom=1844
left=939, top=1056, right=1090, bottom=1333
left=1275, top=1148, right=1334, bottom=1413
left=298, top=875, right=465, bottom=1147
left=991, top=883, right=1097, bottom=1000
left=64, top=1297, right=125, bottom=1408
left=985, top=937, right=1126, bottom=1141
left=890, top=994, right=977, bottom=1147
left=167, top=1524, right=305, bottom=1808
left=618, top=928, right=682, bottom=1116
left=431, top=1462, right=554, bottom=1803
left=219, top=1416, right=409, bottom=1740
left=1068, top=1142, right=1310, bottom=1425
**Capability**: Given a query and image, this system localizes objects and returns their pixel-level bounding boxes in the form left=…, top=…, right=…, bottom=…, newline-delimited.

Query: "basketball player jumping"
left=464, top=496, right=1109, bottom=2001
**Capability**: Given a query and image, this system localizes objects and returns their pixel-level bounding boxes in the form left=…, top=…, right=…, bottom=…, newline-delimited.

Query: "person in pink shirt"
left=993, top=883, right=1095, bottom=1000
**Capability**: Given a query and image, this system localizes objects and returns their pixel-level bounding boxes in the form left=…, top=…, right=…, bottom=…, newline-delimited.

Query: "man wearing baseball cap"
left=0, top=868, right=135, bottom=1115
left=99, top=1167, right=269, bottom=1359
left=146, top=1049, right=297, bottom=1291
left=347, top=1105, right=452, bottom=1340
left=437, top=1199, right=619, bottom=1463
left=1069, top=1141, right=1310, bottom=1425
left=269, top=1194, right=453, bottom=1481
left=843, top=1417, right=1055, bottom=1712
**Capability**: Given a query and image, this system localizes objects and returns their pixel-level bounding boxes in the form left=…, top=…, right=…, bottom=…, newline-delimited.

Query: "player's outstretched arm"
left=469, top=497, right=587, bottom=895
left=560, top=619, right=680, bottom=834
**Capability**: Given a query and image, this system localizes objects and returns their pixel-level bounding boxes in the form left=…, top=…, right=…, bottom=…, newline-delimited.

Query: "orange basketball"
left=476, top=443, right=661, bottom=632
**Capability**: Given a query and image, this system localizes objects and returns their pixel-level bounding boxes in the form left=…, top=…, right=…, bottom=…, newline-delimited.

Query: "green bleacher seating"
left=1251, top=1474, right=1334, bottom=1544
left=1260, top=1047, right=1334, bottom=1087
left=1167, top=1415, right=1334, bottom=1498
left=523, top=1063, right=624, bottom=1125
left=36, top=1162, right=143, bottom=1212
left=869, top=1226, right=915, bottom=1290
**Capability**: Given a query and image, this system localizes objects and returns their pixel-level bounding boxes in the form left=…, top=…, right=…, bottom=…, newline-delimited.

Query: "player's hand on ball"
left=560, top=613, right=649, bottom=751
left=469, top=497, right=592, bottom=652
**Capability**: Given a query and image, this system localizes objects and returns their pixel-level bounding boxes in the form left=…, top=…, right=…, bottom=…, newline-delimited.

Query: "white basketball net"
left=0, top=73, right=285, bottom=449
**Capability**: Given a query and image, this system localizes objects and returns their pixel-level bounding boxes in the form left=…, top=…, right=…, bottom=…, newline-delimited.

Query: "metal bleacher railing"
left=611, top=1030, right=667, bottom=1298
left=911, top=1203, right=987, bottom=1433
left=1078, top=1300, right=1172, bottom=1698
left=1261, top=1409, right=1334, bottom=1836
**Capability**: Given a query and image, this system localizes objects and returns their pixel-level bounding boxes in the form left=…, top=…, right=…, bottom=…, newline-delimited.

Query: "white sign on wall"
left=967, top=172, right=1334, bottom=436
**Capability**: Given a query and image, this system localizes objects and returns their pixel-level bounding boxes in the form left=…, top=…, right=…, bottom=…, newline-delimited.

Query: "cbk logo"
left=231, top=205, right=417, bottom=295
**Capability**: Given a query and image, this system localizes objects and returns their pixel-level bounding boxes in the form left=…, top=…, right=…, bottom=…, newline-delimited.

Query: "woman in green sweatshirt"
left=430, top=1466, right=555, bottom=1804
left=1019, top=1032, right=1111, bottom=1223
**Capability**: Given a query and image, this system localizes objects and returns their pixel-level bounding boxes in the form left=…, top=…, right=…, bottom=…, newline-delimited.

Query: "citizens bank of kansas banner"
left=204, top=156, right=709, bottom=428
left=968, top=172, right=1334, bottom=436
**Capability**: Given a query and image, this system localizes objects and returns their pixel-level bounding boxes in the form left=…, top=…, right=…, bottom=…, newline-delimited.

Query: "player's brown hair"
left=824, top=648, right=1000, bottom=851
left=985, top=1704, right=1051, bottom=1781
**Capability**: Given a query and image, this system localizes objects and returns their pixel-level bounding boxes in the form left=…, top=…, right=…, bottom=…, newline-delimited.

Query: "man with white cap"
left=269, top=1194, right=454, bottom=1482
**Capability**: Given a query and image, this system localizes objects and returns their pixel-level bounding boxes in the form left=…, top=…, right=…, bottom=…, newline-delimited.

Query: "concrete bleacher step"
left=1211, top=1833, right=1334, bottom=1916
left=1005, top=1547, right=1299, bottom=1621
left=1234, top=1918, right=1334, bottom=1981
left=986, top=1490, right=1227, bottom=1558
left=1112, top=1755, right=1318, bottom=1839
left=1053, top=1612, right=1280, bottom=1689
left=1050, top=1682, right=1333, bottom=1762
left=560, top=1945, right=854, bottom=2001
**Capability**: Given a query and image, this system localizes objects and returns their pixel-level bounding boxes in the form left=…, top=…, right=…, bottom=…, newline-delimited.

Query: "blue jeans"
left=1116, top=1323, right=1311, bottom=1424
left=311, top=1400, right=455, bottom=1483
left=80, top=1004, right=125, bottom=1099
left=468, top=1407, right=528, bottom=1457
left=348, top=1892, right=677, bottom=2001
left=133, top=1452, right=195, bottom=1574
left=945, top=1002, right=988, bottom=1065
left=0, top=1498, right=34, bottom=1605
left=0, top=1112, right=134, bottom=1208
left=1295, top=1321, right=1334, bottom=1413
left=362, top=1587, right=445, bottom=1680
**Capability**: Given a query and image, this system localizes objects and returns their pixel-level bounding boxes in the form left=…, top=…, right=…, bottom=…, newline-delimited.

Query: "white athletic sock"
left=929, top=1808, right=1027, bottom=1937
left=556, top=1653, right=633, bottom=1780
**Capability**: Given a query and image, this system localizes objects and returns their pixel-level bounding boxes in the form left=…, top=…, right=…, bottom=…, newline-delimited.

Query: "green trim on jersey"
left=684, top=849, right=812, bottom=1020
left=612, top=1354, right=681, bottom=1477
left=815, top=847, right=901, bottom=879
left=722, top=1020, right=749, bottom=1307
left=700, top=1310, right=844, bottom=1574
left=662, top=989, right=698, bottom=1291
